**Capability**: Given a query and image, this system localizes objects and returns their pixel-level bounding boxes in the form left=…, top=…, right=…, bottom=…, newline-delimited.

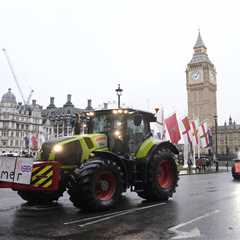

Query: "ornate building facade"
left=0, top=89, right=95, bottom=154
left=212, top=117, right=240, bottom=160
left=41, top=95, right=94, bottom=138
left=186, top=32, right=217, bottom=128
left=0, top=88, right=46, bottom=155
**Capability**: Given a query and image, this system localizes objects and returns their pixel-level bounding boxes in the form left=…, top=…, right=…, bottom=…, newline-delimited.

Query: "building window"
left=220, top=135, right=224, bottom=144
left=16, top=124, right=19, bottom=130
left=3, top=113, right=9, bottom=119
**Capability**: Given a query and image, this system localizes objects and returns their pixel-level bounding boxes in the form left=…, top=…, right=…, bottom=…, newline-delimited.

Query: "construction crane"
left=26, top=89, right=34, bottom=105
left=2, top=48, right=34, bottom=105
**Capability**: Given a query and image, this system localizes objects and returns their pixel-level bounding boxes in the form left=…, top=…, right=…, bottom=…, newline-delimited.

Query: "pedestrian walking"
left=215, top=160, right=219, bottom=172
left=202, top=158, right=206, bottom=172
left=187, top=158, right=193, bottom=174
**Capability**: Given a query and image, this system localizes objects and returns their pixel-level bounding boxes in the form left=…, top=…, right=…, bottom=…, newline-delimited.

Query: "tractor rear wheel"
left=137, top=151, right=179, bottom=201
left=68, top=160, right=123, bottom=211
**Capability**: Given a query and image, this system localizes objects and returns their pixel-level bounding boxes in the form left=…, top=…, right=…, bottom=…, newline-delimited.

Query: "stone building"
left=186, top=31, right=217, bottom=128
left=41, top=95, right=94, bottom=138
left=212, top=117, right=240, bottom=160
left=0, top=88, right=45, bottom=155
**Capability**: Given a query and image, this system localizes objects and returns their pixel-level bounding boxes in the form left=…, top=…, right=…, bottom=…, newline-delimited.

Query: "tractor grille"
left=55, top=140, right=82, bottom=165
left=40, top=137, right=76, bottom=161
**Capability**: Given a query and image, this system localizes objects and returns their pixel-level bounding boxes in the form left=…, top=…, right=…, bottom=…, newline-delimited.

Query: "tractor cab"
left=87, top=109, right=156, bottom=156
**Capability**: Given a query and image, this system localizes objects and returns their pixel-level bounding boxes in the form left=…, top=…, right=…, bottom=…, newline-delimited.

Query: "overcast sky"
left=0, top=0, right=239, bottom=125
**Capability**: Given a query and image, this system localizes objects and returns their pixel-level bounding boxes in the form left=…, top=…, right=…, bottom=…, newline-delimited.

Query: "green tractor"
left=15, top=108, right=179, bottom=211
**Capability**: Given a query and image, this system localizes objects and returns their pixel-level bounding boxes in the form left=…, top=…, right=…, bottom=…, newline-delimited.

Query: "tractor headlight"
left=53, top=144, right=63, bottom=153
left=114, top=130, right=121, bottom=137
left=114, top=130, right=122, bottom=139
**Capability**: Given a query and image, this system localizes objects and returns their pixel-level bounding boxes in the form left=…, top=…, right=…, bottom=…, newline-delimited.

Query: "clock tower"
left=186, top=31, right=217, bottom=127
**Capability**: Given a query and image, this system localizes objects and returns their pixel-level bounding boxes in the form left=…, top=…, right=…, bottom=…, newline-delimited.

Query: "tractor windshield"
left=89, top=110, right=151, bottom=155
left=91, top=114, right=110, bottom=133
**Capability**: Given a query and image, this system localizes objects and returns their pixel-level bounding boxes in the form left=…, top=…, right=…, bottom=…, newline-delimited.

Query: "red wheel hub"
left=156, top=160, right=173, bottom=188
left=95, top=171, right=116, bottom=201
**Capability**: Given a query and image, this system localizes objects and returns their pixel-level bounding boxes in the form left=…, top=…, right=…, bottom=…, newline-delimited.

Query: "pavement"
left=179, top=165, right=230, bottom=175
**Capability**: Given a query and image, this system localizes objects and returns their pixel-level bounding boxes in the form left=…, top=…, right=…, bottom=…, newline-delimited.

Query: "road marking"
left=76, top=202, right=166, bottom=228
left=64, top=209, right=131, bottom=225
left=170, top=227, right=201, bottom=240
left=168, top=209, right=220, bottom=239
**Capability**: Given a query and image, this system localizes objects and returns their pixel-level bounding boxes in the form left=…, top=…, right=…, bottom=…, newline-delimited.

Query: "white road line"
left=64, top=209, right=131, bottom=225
left=78, top=202, right=166, bottom=228
left=168, top=209, right=220, bottom=232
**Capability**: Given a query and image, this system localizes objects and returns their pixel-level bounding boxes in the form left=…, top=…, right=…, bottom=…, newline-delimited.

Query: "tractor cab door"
left=111, top=114, right=149, bottom=156
left=126, top=114, right=149, bottom=154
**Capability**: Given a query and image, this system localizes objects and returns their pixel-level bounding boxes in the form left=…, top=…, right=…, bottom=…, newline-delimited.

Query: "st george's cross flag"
left=199, top=122, right=209, bottom=148
left=180, top=116, right=192, bottom=145
left=191, top=120, right=199, bottom=147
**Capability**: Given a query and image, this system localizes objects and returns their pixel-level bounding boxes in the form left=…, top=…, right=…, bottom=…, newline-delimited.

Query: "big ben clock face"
left=191, top=71, right=200, bottom=81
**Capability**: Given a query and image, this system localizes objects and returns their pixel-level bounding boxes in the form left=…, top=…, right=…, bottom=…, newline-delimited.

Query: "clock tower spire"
left=186, top=31, right=217, bottom=128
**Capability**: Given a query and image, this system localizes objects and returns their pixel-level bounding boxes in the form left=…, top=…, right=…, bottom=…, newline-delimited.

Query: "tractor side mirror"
left=133, top=114, right=143, bottom=126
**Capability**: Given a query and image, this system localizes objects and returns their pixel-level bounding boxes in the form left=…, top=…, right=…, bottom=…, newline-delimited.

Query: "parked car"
left=232, top=159, right=240, bottom=180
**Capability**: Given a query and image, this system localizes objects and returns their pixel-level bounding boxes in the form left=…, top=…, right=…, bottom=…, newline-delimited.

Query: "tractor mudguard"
left=156, top=141, right=179, bottom=155
left=145, top=141, right=179, bottom=163
left=0, top=161, right=60, bottom=191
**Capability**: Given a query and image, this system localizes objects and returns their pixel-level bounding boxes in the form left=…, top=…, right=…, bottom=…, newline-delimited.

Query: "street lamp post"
left=115, top=84, right=123, bottom=108
left=214, top=115, right=218, bottom=170
left=225, top=126, right=229, bottom=171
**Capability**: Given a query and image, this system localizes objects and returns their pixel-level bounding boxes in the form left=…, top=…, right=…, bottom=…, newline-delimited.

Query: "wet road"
left=1, top=172, right=240, bottom=240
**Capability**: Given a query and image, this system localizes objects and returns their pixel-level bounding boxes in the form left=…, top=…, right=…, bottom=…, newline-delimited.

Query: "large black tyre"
left=232, top=172, right=240, bottom=180
left=137, top=151, right=179, bottom=201
left=17, top=189, right=65, bottom=205
left=68, top=160, right=124, bottom=211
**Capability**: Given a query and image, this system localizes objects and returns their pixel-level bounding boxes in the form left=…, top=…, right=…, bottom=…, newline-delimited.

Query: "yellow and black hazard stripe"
left=31, top=165, right=54, bottom=188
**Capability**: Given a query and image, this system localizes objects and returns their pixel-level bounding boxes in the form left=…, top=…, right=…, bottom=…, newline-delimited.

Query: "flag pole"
left=183, top=143, right=188, bottom=168
left=193, top=145, right=196, bottom=168
left=198, top=132, right=201, bottom=159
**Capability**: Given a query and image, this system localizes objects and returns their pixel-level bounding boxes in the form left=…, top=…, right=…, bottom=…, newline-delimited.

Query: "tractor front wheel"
left=137, top=151, right=179, bottom=201
left=68, top=160, right=123, bottom=211
left=17, top=189, right=65, bottom=205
